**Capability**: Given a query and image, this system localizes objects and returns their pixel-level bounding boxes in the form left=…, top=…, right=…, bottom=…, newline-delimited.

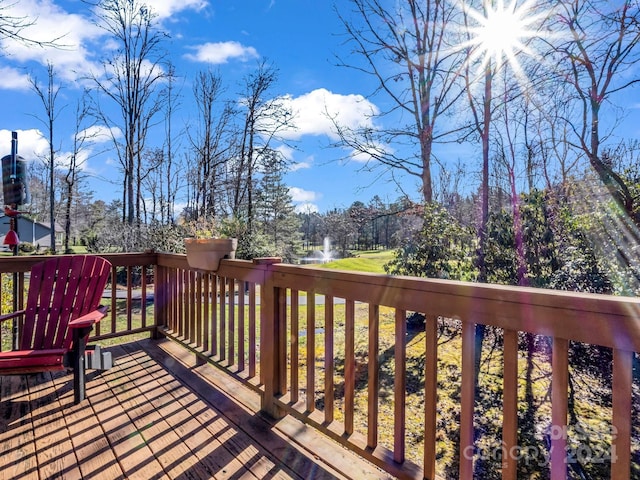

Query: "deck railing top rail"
left=266, top=262, right=640, bottom=352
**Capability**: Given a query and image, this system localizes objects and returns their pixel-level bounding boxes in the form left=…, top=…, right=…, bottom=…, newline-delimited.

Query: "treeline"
left=20, top=0, right=640, bottom=283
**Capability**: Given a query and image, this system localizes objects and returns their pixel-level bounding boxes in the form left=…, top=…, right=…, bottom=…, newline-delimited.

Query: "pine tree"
left=255, top=149, right=301, bottom=262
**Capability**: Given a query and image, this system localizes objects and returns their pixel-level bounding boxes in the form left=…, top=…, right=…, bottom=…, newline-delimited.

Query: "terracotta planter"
left=185, top=238, right=238, bottom=271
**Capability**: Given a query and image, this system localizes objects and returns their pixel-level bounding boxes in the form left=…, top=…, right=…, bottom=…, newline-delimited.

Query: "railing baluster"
left=154, top=265, right=165, bottom=334
left=163, top=266, right=170, bottom=331
left=195, top=271, right=202, bottom=348
left=551, top=337, right=569, bottom=480
left=367, top=303, right=379, bottom=449
left=110, top=264, right=117, bottom=334
left=171, top=270, right=182, bottom=334
left=306, top=291, right=316, bottom=413
left=278, top=285, right=287, bottom=392
left=229, top=278, right=235, bottom=366
left=126, top=265, right=132, bottom=331
left=211, top=274, right=218, bottom=357
left=219, top=276, right=226, bottom=362
left=393, top=308, right=406, bottom=463
left=187, top=269, right=195, bottom=343
left=291, top=289, right=299, bottom=403
left=460, top=321, right=476, bottom=479
left=175, top=270, right=187, bottom=338
left=141, top=264, right=147, bottom=328
left=325, top=295, right=334, bottom=424
left=424, top=314, right=438, bottom=480
left=345, top=299, right=355, bottom=435
left=203, top=273, right=210, bottom=353
left=612, top=348, right=632, bottom=480
left=248, top=282, right=256, bottom=378
left=503, top=329, right=519, bottom=480
left=238, top=280, right=245, bottom=372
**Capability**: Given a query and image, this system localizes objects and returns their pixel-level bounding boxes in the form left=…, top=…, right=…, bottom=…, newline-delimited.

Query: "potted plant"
left=183, top=220, right=237, bottom=271
left=184, top=237, right=238, bottom=271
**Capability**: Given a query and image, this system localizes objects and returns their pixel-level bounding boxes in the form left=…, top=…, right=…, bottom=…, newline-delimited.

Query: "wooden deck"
left=0, top=338, right=390, bottom=480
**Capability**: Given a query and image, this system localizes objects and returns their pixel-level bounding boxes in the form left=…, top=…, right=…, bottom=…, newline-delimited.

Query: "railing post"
left=256, top=257, right=285, bottom=419
left=153, top=262, right=165, bottom=339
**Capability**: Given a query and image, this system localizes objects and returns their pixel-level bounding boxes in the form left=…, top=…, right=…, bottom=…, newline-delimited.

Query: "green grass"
left=306, top=249, right=395, bottom=273
left=67, top=245, right=89, bottom=253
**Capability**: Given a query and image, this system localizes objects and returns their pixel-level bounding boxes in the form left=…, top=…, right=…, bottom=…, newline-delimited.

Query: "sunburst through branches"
left=458, top=0, right=550, bottom=83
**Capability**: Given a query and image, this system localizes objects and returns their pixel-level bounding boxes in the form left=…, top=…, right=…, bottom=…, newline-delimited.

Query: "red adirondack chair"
left=0, top=255, right=112, bottom=404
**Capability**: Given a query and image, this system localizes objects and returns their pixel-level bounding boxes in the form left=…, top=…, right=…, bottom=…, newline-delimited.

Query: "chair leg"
left=72, top=327, right=91, bottom=404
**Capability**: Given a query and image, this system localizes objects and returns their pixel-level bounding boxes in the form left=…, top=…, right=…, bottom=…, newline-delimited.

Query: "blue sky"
left=0, top=0, right=416, bottom=214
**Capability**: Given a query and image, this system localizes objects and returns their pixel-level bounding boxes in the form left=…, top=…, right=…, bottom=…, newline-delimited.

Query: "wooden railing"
left=2, top=252, right=639, bottom=480
left=154, top=253, right=272, bottom=392
left=154, top=254, right=640, bottom=480
left=0, top=253, right=157, bottom=347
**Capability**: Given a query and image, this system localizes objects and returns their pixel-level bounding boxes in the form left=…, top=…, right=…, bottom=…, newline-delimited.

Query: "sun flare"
left=460, top=0, right=547, bottom=80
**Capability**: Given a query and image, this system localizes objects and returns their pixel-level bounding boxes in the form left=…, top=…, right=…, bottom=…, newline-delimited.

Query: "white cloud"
left=289, top=186, right=319, bottom=203
left=294, top=202, right=319, bottom=214
left=0, top=129, right=48, bottom=161
left=0, top=129, right=112, bottom=176
left=77, top=125, right=122, bottom=144
left=0, top=67, right=30, bottom=91
left=290, top=160, right=312, bottom=172
left=0, top=0, right=103, bottom=84
left=148, top=0, right=209, bottom=20
left=275, top=88, right=378, bottom=141
left=348, top=141, right=393, bottom=163
left=56, top=148, right=89, bottom=171
left=0, top=0, right=207, bottom=87
left=276, top=144, right=295, bottom=162
left=184, top=41, right=259, bottom=64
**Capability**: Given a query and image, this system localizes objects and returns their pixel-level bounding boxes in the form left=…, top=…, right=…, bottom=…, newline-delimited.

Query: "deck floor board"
left=1, top=375, right=38, bottom=480
left=0, top=339, right=390, bottom=480
left=27, top=372, right=83, bottom=480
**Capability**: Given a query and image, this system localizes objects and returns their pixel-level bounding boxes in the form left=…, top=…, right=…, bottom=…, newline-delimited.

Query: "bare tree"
left=336, top=0, right=468, bottom=204
left=63, top=92, right=99, bottom=253
left=139, top=147, right=164, bottom=222
left=459, top=0, right=551, bottom=278
left=457, top=5, right=551, bottom=475
left=460, top=1, right=497, bottom=284
left=551, top=0, right=640, bottom=225
left=90, top=0, right=169, bottom=225
left=535, top=83, right=582, bottom=198
left=233, top=60, right=293, bottom=235
left=161, top=64, right=180, bottom=224
left=188, top=69, right=235, bottom=220
left=493, top=76, right=536, bottom=286
left=30, top=63, right=62, bottom=254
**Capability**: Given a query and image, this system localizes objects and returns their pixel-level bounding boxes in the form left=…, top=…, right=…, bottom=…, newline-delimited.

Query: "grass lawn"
left=305, top=249, right=395, bottom=274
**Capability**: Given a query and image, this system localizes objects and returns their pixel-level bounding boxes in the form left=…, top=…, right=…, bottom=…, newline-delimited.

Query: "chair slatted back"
left=19, top=255, right=112, bottom=351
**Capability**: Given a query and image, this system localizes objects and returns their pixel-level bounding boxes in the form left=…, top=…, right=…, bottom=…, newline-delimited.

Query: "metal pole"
left=9, top=132, right=19, bottom=348
left=10, top=213, right=18, bottom=350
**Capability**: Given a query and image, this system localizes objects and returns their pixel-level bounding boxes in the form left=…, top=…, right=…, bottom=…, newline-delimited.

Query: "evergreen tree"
left=255, top=149, right=301, bottom=262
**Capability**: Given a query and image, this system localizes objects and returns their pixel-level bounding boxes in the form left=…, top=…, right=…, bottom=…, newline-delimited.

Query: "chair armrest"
left=0, top=310, right=26, bottom=324
left=68, top=305, right=109, bottom=329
